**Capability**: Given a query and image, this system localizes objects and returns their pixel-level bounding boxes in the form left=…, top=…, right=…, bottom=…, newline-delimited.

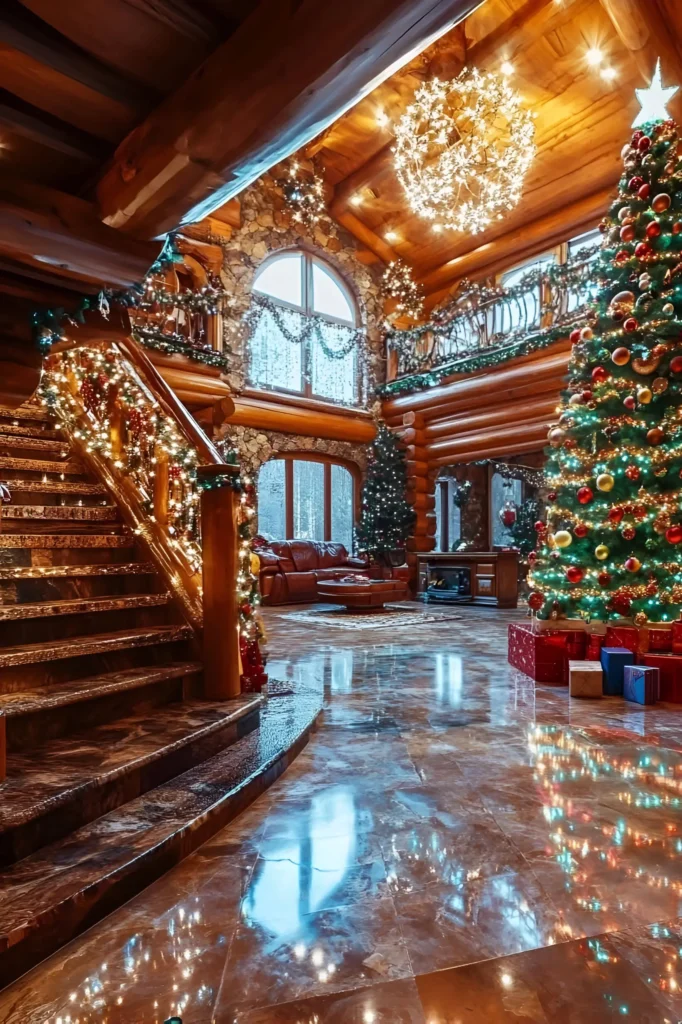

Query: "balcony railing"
left=384, top=245, right=601, bottom=388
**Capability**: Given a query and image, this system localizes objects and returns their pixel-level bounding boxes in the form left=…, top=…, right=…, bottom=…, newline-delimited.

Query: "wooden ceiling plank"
left=0, top=177, right=161, bottom=288
left=96, top=0, right=485, bottom=238
left=334, top=209, right=399, bottom=264
left=0, top=88, right=106, bottom=162
left=599, top=0, right=682, bottom=81
left=0, top=0, right=152, bottom=109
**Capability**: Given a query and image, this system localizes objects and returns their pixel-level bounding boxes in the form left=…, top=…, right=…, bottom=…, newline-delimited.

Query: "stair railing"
left=42, top=314, right=242, bottom=699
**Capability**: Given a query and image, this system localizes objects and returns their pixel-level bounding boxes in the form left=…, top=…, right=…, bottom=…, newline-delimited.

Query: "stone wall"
left=217, top=424, right=369, bottom=480
left=208, top=175, right=385, bottom=396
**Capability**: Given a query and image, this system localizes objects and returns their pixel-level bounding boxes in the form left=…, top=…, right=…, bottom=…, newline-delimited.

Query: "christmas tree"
left=529, top=63, right=682, bottom=626
left=356, top=424, right=415, bottom=562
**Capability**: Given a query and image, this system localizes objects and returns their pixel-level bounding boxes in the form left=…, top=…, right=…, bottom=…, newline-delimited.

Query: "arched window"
left=248, top=250, right=361, bottom=405
left=258, top=456, right=356, bottom=550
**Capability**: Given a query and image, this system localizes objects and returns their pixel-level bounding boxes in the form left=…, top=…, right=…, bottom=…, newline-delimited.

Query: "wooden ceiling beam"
left=466, top=0, right=556, bottom=66
left=96, top=0, right=484, bottom=238
left=0, top=177, right=161, bottom=288
left=419, top=186, right=612, bottom=302
left=0, top=88, right=105, bottom=162
left=599, top=0, right=682, bottom=82
left=0, top=0, right=151, bottom=109
left=334, top=209, right=399, bottom=264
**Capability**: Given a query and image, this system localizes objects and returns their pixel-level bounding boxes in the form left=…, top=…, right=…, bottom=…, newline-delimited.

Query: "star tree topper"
left=633, top=58, right=679, bottom=128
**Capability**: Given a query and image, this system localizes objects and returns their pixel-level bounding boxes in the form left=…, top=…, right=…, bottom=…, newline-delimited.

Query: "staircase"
left=0, top=401, right=276, bottom=986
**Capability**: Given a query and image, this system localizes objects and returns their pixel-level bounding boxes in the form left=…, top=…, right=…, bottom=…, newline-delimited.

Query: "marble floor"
left=3, top=603, right=682, bottom=1022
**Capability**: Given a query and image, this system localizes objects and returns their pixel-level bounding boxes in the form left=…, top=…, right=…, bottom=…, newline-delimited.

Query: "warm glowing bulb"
left=385, top=230, right=399, bottom=243
left=350, top=193, right=363, bottom=206
left=601, top=66, right=617, bottom=82
left=586, top=47, right=604, bottom=67
left=501, top=61, right=514, bottom=76
left=376, top=109, right=390, bottom=127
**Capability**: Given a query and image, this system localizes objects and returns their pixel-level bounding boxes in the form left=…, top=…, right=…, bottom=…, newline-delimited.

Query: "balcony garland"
left=380, top=245, right=601, bottom=396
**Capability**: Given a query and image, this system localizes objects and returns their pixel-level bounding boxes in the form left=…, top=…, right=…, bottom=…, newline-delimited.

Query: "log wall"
left=382, top=338, right=570, bottom=563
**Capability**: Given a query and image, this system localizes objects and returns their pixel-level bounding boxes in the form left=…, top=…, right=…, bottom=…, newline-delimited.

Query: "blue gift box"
left=623, top=664, right=660, bottom=705
left=600, top=647, right=636, bottom=695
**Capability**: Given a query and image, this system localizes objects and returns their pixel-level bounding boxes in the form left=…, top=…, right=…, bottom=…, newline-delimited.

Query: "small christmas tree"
left=356, top=424, right=416, bottom=563
left=529, top=63, right=682, bottom=625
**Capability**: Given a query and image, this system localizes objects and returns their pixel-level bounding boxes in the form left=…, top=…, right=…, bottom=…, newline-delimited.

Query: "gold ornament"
left=554, top=530, right=573, bottom=549
left=637, top=387, right=653, bottom=404
left=634, top=611, right=648, bottom=626
left=393, top=67, right=536, bottom=233
left=652, top=377, right=669, bottom=394
left=595, top=544, right=610, bottom=561
left=596, top=472, right=615, bottom=492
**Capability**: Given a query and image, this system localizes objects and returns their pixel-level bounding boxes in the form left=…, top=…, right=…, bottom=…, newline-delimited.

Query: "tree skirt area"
left=280, top=606, right=462, bottom=629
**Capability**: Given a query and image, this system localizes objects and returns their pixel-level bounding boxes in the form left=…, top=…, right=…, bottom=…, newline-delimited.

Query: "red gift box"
left=544, top=629, right=587, bottom=660
left=640, top=628, right=672, bottom=654
left=508, top=623, right=567, bottom=684
left=605, top=626, right=639, bottom=654
left=587, top=635, right=604, bottom=660
left=672, top=622, right=682, bottom=655
left=638, top=652, right=682, bottom=703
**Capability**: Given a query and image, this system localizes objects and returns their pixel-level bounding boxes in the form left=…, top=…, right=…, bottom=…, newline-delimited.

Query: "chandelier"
left=393, top=66, right=536, bottom=234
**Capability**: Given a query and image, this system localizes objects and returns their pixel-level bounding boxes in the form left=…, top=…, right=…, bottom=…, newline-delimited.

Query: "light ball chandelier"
left=393, top=66, right=536, bottom=234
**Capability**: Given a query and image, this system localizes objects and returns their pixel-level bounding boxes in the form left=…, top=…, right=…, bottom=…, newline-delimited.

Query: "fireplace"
left=425, top=564, right=473, bottom=604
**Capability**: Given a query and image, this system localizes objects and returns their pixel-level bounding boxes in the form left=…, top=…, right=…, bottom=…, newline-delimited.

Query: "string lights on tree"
left=381, top=259, right=425, bottom=324
left=393, top=66, right=536, bottom=234
left=355, top=424, right=415, bottom=564
left=529, top=64, right=682, bottom=625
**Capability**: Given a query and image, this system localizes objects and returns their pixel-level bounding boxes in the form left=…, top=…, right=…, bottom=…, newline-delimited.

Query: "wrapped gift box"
left=605, top=626, right=639, bottom=654
left=640, top=628, right=672, bottom=654
left=623, top=665, right=660, bottom=705
left=601, top=647, right=636, bottom=696
left=639, top=652, right=682, bottom=703
left=672, top=622, right=682, bottom=655
left=508, top=623, right=567, bottom=684
left=586, top=635, right=604, bottom=661
left=569, top=660, right=603, bottom=699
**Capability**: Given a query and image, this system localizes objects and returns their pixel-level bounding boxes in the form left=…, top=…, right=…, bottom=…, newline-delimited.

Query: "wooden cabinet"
left=416, top=551, right=518, bottom=608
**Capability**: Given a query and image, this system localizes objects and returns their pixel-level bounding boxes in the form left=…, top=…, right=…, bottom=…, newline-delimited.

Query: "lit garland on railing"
left=380, top=246, right=601, bottom=394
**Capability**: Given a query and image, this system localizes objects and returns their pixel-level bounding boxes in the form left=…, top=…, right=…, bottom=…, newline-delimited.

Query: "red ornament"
left=582, top=390, right=593, bottom=402
left=528, top=591, right=544, bottom=611
left=674, top=222, right=682, bottom=235
left=624, top=395, right=637, bottom=410
left=547, top=491, right=558, bottom=502
left=646, top=220, right=662, bottom=239
left=528, top=550, right=537, bottom=563
left=622, top=526, right=636, bottom=541
left=624, top=556, right=641, bottom=572
left=592, top=366, right=610, bottom=383
left=625, top=465, right=640, bottom=481
left=667, top=525, right=682, bottom=544
left=574, top=523, right=589, bottom=538
left=638, top=136, right=652, bottom=152
left=633, top=504, right=647, bottom=520
left=500, top=507, right=517, bottom=528
left=615, top=249, right=632, bottom=264
left=623, top=317, right=638, bottom=332
left=598, top=572, right=612, bottom=587
left=566, top=566, right=585, bottom=584
left=628, top=176, right=644, bottom=191
left=620, top=224, right=636, bottom=242
left=609, top=507, right=624, bottom=524
left=570, top=329, right=582, bottom=344
left=534, top=520, right=546, bottom=532
left=652, top=192, right=671, bottom=212
left=577, top=486, right=594, bottom=505
left=671, top=356, right=682, bottom=374
left=638, top=183, right=651, bottom=200
left=614, top=594, right=632, bottom=615
left=635, top=241, right=653, bottom=258
left=647, top=427, right=665, bottom=445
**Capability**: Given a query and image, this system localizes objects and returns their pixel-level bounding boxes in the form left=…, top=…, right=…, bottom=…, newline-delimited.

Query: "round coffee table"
left=317, top=579, right=408, bottom=612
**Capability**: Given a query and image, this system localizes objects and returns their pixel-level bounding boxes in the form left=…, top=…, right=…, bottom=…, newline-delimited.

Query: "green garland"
left=132, top=327, right=229, bottom=370
left=244, top=292, right=362, bottom=361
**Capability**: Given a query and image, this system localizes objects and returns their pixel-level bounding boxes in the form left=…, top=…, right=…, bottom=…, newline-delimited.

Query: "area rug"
left=281, top=607, right=462, bottom=630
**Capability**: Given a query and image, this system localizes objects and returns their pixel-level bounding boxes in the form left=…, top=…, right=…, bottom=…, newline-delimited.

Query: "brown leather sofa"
left=255, top=540, right=370, bottom=605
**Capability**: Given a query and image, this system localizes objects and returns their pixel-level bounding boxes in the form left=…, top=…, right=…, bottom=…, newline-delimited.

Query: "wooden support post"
left=198, top=464, right=241, bottom=700
left=0, top=714, right=5, bottom=782
left=153, top=446, right=169, bottom=528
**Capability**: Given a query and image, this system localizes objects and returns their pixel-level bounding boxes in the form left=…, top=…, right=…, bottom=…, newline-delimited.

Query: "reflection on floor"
left=3, top=603, right=682, bottom=1022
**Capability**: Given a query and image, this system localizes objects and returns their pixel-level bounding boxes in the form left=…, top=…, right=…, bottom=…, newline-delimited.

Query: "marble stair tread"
left=0, top=624, right=192, bottom=668
left=0, top=406, right=53, bottom=423
left=0, top=456, right=84, bottom=476
left=0, top=425, right=63, bottom=440
left=0, top=562, right=155, bottom=580
left=0, top=687, right=321, bottom=977
left=0, top=695, right=264, bottom=831
left=1, top=505, right=118, bottom=521
left=0, top=533, right=133, bottom=548
left=4, top=479, right=107, bottom=496
left=0, top=592, right=170, bottom=621
left=0, top=436, right=70, bottom=456
left=0, top=662, right=203, bottom=718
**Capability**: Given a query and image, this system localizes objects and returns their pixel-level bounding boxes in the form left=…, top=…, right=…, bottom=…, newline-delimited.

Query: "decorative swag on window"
left=244, top=251, right=366, bottom=406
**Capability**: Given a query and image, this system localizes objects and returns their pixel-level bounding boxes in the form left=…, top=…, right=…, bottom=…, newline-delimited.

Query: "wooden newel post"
left=197, top=464, right=241, bottom=699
